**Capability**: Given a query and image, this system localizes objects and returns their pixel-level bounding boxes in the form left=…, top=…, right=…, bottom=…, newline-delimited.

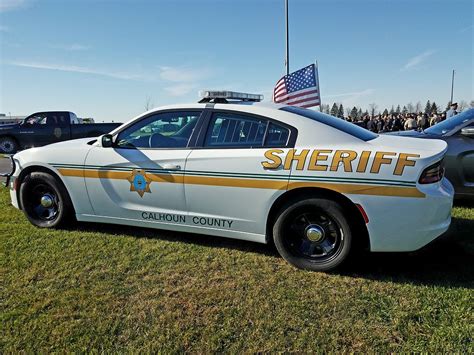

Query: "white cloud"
left=51, top=44, right=91, bottom=51
left=159, top=66, right=212, bottom=83
left=459, top=25, right=473, bottom=33
left=401, top=50, right=436, bottom=71
left=158, top=65, right=214, bottom=96
left=324, top=89, right=374, bottom=99
left=9, top=61, right=150, bottom=81
left=323, top=89, right=375, bottom=108
left=9, top=60, right=213, bottom=96
left=0, top=0, right=28, bottom=13
left=164, top=83, right=198, bottom=96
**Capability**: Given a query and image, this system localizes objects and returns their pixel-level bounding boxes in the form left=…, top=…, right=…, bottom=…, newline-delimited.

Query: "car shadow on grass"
left=73, top=217, right=473, bottom=289
left=341, top=216, right=474, bottom=289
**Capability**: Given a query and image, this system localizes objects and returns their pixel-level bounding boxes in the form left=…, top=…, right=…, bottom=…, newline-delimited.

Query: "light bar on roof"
left=199, top=90, right=263, bottom=102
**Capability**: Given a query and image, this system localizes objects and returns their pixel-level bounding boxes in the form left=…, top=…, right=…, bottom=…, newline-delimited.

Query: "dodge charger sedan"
left=2, top=91, right=454, bottom=271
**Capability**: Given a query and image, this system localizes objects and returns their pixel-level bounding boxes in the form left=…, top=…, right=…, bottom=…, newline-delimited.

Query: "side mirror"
left=460, top=127, right=474, bottom=137
left=100, top=134, right=114, bottom=147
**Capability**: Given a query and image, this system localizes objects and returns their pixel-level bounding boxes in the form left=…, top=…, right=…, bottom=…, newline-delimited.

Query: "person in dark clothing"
left=391, top=114, right=403, bottom=131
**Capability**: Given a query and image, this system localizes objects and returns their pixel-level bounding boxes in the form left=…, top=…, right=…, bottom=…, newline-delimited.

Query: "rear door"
left=184, top=110, right=295, bottom=240
left=47, top=112, right=71, bottom=143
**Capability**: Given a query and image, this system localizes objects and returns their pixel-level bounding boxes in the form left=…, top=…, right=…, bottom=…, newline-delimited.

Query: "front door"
left=84, top=110, right=202, bottom=226
left=20, top=112, right=70, bottom=147
left=446, top=121, right=474, bottom=195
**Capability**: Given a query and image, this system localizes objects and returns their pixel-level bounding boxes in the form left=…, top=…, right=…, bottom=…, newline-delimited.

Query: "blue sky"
left=1, top=0, right=472, bottom=121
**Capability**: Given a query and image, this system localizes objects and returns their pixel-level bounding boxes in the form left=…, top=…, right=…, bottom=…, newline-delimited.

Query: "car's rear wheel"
left=20, top=172, right=75, bottom=228
left=273, top=198, right=352, bottom=271
left=0, top=137, right=18, bottom=154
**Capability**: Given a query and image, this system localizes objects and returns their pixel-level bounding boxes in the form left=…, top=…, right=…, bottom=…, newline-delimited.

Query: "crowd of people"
left=342, top=102, right=460, bottom=133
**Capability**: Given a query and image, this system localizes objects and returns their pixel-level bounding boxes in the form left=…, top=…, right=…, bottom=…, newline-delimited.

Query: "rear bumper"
left=354, top=177, right=454, bottom=252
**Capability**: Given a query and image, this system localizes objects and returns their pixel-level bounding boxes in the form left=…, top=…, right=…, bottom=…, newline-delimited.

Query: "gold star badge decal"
left=127, top=169, right=152, bottom=197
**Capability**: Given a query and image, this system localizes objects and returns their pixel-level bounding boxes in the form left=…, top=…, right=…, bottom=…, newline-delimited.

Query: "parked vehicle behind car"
left=0, top=111, right=122, bottom=153
left=387, top=108, right=474, bottom=199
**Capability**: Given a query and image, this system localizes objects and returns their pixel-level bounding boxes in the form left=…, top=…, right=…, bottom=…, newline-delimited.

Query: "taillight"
left=419, top=160, right=444, bottom=184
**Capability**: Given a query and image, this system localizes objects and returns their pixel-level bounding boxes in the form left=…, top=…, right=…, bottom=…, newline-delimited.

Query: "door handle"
left=162, top=164, right=181, bottom=170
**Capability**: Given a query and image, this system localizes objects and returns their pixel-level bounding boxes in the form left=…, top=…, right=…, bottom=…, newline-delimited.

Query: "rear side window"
left=47, top=112, right=69, bottom=127
left=266, top=122, right=290, bottom=146
left=204, top=112, right=292, bottom=148
left=281, top=106, right=378, bottom=141
left=205, top=113, right=267, bottom=147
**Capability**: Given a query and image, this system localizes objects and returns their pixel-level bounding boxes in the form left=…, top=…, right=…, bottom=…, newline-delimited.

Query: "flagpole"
left=285, top=0, right=289, bottom=75
left=450, top=69, right=455, bottom=104
left=315, top=61, right=322, bottom=112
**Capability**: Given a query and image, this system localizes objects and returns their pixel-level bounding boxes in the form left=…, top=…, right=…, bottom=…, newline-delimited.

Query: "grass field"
left=1, top=187, right=473, bottom=352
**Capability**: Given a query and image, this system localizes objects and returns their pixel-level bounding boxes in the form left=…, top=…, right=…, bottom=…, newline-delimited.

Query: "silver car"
left=389, top=108, right=474, bottom=199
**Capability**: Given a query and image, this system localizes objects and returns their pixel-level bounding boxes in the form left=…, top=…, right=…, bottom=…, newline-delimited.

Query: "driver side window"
left=26, top=113, right=48, bottom=125
left=116, top=111, right=201, bottom=149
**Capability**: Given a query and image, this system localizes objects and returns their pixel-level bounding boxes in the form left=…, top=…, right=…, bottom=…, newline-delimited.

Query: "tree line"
left=320, top=100, right=471, bottom=119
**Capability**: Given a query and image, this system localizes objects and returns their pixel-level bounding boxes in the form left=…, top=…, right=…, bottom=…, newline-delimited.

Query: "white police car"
left=3, top=91, right=454, bottom=271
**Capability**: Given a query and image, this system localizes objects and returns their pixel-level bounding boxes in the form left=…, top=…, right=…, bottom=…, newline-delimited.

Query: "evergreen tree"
left=382, top=108, right=389, bottom=116
left=389, top=106, right=394, bottom=114
left=396, top=105, right=401, bottom=114
left=320, top=104, right=330, bottom=114
left=424, top=100, right=431, bottom=115
left=357, top=108, right=362, bottom=118
left=431, top=102, right=438, bottom=114
left=330, top=103, right=339, bottom=117
left=337, top=104, right=344, bottom=118
left=363, top=110, right=369, bottom=117
left=350, top=106, right=358, bottom=118
left=402, top=105, right=408, bottom=114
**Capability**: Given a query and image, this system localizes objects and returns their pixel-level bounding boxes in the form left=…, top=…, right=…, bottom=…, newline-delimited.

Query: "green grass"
left=1, top=188, right=473, bottom=352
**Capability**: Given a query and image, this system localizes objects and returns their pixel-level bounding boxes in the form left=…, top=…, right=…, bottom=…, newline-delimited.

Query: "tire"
left=273, top=198, right=352, bottom=272
left=0, top=137, right=18, bottom=154
left=19, top=172, right=75, bottom=228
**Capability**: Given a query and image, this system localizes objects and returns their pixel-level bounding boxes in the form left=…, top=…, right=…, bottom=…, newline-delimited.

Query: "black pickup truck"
left=0, top=111, right=122, bottom=153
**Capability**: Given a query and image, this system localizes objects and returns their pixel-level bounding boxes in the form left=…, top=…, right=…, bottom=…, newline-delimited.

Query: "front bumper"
left=1, top=155, right=16, bottom=187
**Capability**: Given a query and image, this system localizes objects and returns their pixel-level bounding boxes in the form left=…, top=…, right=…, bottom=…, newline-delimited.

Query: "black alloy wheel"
left=20, top=172, right=74, bottom=228
left=273, top=198, right=352, bottom=271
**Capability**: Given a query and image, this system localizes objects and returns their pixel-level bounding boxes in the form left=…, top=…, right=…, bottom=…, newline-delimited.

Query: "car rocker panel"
left=7, top=92, right=454, bottom=271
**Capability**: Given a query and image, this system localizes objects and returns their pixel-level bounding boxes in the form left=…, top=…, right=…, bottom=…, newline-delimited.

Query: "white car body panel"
left=8, top=102, right=454, bottom=251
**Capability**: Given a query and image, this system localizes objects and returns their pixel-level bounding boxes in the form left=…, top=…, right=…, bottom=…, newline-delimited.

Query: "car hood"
left=46, top=137, right=96, bottom=149
left=14, top=137, right=96, bottom=168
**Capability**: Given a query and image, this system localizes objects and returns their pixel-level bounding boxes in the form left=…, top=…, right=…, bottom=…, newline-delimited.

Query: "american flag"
left=273, top=63, right=320, bottom=108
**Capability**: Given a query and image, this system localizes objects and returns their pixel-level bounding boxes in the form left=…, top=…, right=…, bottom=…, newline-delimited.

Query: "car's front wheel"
left=20, top=172, right=75, bottom=228
left=273, top=197, right=352, bottom=271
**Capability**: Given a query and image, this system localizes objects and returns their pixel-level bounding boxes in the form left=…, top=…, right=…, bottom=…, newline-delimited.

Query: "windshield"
left=280, top=106, right=378, bottom=141
left=425, top=108, right=474, bottom=135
